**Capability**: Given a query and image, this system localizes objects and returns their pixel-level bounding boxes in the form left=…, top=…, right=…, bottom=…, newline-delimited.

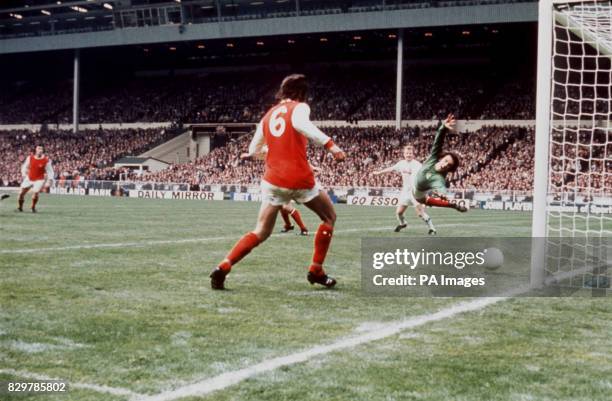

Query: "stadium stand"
left=0, top=128, right=179, bottom=186
left=0, top=66, right=536, bottom=124
left=130, top=125, right=538, bottom=191
left=1, top=125, right=538, bottom=191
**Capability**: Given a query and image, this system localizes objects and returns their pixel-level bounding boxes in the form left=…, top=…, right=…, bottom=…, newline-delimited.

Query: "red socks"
left=425, top=196, right=452, bottom=208
left=281, top=208, right=307, bottom=231
left=219, top=221, right=330, bottom=276
left=309, top=223, right=334, bottom=276
left=280, top=208, right=292, bottom=229
left=218, top=232, right=261, bottom=272
left=290, top=209, right=307, bottom=231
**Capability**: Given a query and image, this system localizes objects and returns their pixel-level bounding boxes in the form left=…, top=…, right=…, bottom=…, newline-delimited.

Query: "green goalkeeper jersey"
left=414, top=123, right=449, bottom=195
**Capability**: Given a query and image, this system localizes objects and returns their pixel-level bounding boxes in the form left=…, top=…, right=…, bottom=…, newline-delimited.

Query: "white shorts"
left=21, top=178, right=46, bottom=192
left=398, top=189, right=417, bottom=207
left=261, top=180, right=321, bottom=206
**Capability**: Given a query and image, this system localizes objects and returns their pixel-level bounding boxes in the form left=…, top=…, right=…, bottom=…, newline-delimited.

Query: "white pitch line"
left=134, top=287, right=528, bottom=401
left=0, top=368, right=142, bottom=398
left=0, top=223, right=521, bottom=255
left=0, top=226, right=392, bottom=255
left=0, top=236, right=234, bottom=254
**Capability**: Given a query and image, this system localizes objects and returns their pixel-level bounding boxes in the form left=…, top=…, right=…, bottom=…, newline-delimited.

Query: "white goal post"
left=531, top=0, right=612, bottom=290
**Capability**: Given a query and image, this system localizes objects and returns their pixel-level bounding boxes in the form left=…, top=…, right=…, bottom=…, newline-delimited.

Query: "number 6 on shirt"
left=269, top=106, right=288, bottom=137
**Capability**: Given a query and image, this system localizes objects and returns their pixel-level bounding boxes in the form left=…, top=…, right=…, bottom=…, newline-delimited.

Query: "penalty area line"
left=133, top=287, right=528, bottom=401
left=0, top=368, right=142, bottom=398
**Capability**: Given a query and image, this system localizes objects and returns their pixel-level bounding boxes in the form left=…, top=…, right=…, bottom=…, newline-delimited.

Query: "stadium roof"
left=0, top=1, right=536, bottom=54
left=0, top=21, right=537, bottom=80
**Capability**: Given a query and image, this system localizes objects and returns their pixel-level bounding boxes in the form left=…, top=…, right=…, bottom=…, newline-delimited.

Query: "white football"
left=483, top=247, right=504, bottom=270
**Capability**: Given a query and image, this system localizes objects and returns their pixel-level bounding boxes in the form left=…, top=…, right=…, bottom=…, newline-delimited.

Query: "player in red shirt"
left=210, top=74, right=346, bottom=290
left=279, top=203, right=308, bottom=235
left=18, top=145, right=54, bottom=213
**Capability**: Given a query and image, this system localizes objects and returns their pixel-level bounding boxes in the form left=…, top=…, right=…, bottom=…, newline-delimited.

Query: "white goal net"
left=533, top=1, right=612, bottom=291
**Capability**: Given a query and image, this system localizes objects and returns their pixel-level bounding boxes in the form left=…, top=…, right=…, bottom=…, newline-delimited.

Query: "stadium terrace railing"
left=0, top=0, right=536, bottom=40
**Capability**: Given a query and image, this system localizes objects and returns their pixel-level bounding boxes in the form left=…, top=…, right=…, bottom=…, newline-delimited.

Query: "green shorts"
left=412, top=187, right=446, bottom=203
left=411, top=187, right=427, bottom=203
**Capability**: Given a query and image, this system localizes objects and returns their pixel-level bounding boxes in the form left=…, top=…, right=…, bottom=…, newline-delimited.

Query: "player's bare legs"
left=394, top=203, right=437, bottom=235
left=211, top=202, right=282, bottom=289
left=31, top=190, right=41, bottom=212
left=279, top=206, right=294, bottom=232
left=394, top=205, right=408, bottom=232
left=252, top=202, right=283, bottom=241
left=303, top=191, right=337, bottom=287
left=414, top=203, right=437, bottom=235
left=17, top=187, right=29, bottom=212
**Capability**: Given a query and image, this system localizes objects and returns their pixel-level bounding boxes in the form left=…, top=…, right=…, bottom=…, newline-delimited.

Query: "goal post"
left=531, top=0, right=612, bottom=290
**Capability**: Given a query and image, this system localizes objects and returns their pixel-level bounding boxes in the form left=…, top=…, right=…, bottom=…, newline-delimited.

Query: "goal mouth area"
left=532, top=0, right=612, bottom=289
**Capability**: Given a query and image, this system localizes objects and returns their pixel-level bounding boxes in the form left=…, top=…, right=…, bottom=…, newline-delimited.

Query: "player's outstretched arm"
left=291, top=103, right=345, bottom=161
left=430, top=113, right=456, bottom=157
left=241, top=145, right=268, bottom=161
left=443, top=113, right=456, bottom=131
left=244, top=123, right=266, bottom=160
left=371, top=165, right=397, bottom=176
left=325, top=141, right=346, bottom=162
left=309, top=163, right=322, bottom=172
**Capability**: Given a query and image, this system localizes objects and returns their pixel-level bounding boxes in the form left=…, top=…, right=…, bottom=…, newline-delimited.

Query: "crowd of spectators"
left=0, top=128, right=176, bottom=186
left=139, top=125, right=539, bottom=191
left=3, top=124, right=610, bottom=193
left=8, top=63, right=608, bottom=126
left=458, top=127, right=534, bottom=191
left=0, top=66, right=537, bottom=125
left=549, top=128, right=612, bottom=194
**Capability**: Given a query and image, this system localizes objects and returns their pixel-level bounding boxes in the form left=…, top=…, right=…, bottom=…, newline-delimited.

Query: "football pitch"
left=1, top=196, right=611, bottom=401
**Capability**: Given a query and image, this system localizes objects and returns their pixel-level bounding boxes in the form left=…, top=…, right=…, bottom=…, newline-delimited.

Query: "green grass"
left=0, top=195, right=610, bottom=401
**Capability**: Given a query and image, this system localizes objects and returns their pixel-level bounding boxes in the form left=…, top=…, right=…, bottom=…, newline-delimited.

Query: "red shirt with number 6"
left=261, top=100, right=314, bottom=189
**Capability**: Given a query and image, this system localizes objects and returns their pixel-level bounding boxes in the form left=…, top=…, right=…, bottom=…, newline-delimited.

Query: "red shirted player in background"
left=279, top=203, right=308, bottom=235
left=210, top=74, right=346, bottom=290
left=18, top=145, right=54, bottom=213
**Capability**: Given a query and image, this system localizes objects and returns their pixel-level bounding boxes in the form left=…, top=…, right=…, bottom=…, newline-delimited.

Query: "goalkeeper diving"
left=413, top=114, right=468, bottom=212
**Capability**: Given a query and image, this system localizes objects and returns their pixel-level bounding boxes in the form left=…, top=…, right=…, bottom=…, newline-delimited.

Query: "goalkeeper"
left=412, top=113, right=467, bottom=212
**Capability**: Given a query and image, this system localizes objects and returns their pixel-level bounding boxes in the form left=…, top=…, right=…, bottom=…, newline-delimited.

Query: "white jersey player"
left=371, top=145, right=437, bottom=235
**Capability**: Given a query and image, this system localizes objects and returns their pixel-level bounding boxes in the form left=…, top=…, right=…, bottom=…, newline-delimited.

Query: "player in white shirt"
left=371, top=145, right=437, bottom=235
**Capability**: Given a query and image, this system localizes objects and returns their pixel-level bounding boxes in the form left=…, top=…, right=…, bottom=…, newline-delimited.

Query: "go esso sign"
left=347, top=195, right=399, bottom=207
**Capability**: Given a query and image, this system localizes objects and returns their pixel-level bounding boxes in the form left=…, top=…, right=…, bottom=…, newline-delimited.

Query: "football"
left=483, top=247, right=504, bottom=270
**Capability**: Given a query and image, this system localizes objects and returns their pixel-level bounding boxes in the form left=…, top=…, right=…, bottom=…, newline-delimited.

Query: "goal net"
left=532, top=1, right=612, bottom=292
